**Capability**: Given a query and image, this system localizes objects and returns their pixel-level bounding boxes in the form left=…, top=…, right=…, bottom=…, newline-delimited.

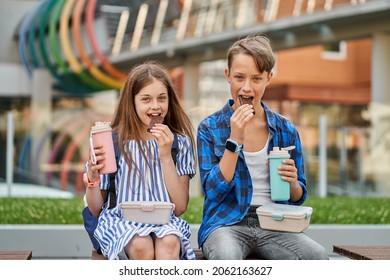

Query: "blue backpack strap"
left=171, top=132, right=178, bottom=165
left=82, top=130, right=119, bottom=254
left=82, top=206, right=101, bottom=253
left=108, top=130, right=120, bottom=209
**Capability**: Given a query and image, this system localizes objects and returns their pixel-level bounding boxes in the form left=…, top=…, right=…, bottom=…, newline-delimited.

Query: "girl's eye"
left=158, top=96, right=167, bottom=101
left=141, top=97, right=150, bottom=102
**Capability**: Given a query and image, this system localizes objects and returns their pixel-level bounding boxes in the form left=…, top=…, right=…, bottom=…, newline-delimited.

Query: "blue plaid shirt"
left=197, top=100, right=307, bottom=248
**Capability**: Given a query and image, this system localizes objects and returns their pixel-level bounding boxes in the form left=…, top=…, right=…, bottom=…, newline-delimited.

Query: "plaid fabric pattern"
left=197, top=100, right=307, bottom=247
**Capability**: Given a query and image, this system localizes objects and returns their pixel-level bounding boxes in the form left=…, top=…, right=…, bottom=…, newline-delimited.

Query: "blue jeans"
left=202, top=206, right=329, bottom=260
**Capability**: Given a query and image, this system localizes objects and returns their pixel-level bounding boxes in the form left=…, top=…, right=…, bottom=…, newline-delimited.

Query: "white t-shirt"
left=243, top=134, right=273, bottom=206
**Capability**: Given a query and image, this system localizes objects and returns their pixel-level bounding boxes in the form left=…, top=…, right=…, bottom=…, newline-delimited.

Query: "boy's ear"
left=224, top=68, right=230, bottom=83
left=267, top=72, right=273, bottom=84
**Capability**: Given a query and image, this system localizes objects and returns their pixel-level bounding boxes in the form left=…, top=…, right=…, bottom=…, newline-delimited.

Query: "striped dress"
left=94, top=134, right=196, bottom=260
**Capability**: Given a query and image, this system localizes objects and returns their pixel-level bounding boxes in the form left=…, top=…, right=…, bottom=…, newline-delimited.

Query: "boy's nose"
left=242, top=80, right=251, bottom=91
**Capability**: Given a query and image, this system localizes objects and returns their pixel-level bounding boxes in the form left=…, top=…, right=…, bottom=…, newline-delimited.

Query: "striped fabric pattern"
left=94, top=134, right=196, bottom=260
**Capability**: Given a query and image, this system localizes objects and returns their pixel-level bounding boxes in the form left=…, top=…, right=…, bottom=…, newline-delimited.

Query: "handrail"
left=16, top=0, right=379, bottom=91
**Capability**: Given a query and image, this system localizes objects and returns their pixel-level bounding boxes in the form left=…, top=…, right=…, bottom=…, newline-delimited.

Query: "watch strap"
left=83, top=172, right=101, bottom=188
left=225, top=138, right=243, bottom=153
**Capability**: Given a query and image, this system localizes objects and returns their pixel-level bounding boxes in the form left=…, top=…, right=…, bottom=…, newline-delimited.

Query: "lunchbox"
left=119, top=201, right=175, bottom=225
left=256, top=204, right=313, bottom=233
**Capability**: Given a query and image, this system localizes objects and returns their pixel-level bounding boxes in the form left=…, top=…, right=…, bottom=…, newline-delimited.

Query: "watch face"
left=226, top=139, right=238, bottom=153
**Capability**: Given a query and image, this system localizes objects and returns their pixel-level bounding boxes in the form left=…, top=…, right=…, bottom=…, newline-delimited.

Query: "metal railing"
left=100, top=0, right=373, bottom=55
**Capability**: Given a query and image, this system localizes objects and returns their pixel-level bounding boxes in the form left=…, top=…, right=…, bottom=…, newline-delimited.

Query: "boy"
left=197, top=36, right=328, bottom=260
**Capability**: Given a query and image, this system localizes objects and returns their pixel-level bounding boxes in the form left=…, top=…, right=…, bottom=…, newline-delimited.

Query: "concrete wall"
left=0, top=0, right=39, bottom=64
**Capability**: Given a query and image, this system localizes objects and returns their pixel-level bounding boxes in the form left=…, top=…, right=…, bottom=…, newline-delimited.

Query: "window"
left=321, top=41, right=347, bottom=60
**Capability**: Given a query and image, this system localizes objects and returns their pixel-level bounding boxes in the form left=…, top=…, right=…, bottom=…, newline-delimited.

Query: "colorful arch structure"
left=18, top=0, right=128, bottom=94
left=18, top=109, right=111, bottom=195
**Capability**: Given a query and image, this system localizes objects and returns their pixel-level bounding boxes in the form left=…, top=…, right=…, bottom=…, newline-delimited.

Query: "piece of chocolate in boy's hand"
left=147, top=115, right=164, bottom=132
left=239, top=96, right=255, bottom=114
left=239, top=95, right=253, bottom=106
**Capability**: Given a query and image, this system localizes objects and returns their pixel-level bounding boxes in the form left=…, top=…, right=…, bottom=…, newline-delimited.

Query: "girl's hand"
left=149, top=124, right=173, bottom=161
left=87, top=144, right=105, bottom=181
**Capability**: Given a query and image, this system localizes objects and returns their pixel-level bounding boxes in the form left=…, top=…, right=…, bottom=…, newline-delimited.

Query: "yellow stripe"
left=59, top=0, right=81, bottom=73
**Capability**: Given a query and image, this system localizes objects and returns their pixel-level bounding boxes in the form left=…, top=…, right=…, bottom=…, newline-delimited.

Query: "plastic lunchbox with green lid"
left=256, top=203, right=313, bottom=233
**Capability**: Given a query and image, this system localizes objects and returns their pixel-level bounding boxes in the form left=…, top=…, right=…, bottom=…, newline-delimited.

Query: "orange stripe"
left=85, top=0, right=128, bottom=81
left=72, top=0, right=125, bottom=89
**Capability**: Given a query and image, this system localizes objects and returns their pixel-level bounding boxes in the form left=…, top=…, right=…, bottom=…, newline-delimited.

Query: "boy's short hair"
left=227, top=35, right=275, bottom=73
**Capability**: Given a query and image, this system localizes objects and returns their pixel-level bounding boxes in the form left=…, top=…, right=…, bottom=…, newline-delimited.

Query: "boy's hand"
left=230, top=104, right=254, bottom=144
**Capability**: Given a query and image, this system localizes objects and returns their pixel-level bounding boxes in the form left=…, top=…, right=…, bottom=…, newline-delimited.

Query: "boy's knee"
left=307, top=246, right=329, bottom=260
left=202, top=230, right=245, bottom=260
left=203, top=246, right=243, bottom=260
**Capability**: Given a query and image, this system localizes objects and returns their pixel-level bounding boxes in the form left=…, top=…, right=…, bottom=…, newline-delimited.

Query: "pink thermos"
left=90, top=121, right=117, bottom=174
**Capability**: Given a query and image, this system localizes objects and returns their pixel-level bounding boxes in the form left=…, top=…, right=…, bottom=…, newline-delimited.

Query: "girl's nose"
left=150, top=100, right=160, bottom=110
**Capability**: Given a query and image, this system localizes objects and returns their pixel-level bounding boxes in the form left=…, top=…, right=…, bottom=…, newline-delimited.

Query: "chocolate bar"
left=147, top=115, right=164, bottom=132
left=239, top=95, right=253, bottom=106
left=239, top=96, right=255, bottom=114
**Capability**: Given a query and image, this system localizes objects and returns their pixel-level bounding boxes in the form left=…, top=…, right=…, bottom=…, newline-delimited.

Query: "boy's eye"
left=234, top=75, right=243, bottom=80
left=253, top=77, right=261, bottom=81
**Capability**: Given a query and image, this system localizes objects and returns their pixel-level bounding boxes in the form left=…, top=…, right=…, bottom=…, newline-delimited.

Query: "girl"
left=84, top=61, right=196, bottom=260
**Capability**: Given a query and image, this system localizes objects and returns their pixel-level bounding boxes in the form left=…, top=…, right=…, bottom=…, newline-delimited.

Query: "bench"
left=92, top=250, right=107, bottom=260
left=92, top=249, right=206, bottom=260
left=333, top=245, right=390, bottom=260
left=0, top=250, right=32, bottom=260
left=92, top=249, right=260, bottom=260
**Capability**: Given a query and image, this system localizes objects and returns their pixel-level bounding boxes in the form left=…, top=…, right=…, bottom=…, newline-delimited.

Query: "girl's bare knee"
left=155, top=235, right=180, bottom=259
left=127, top=235, right=154, bottom=260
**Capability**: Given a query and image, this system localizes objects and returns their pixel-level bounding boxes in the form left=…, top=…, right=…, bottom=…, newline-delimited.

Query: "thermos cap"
left=91, top=121, right=112, bottom=133
left=268, top=146, right=295, bottom=158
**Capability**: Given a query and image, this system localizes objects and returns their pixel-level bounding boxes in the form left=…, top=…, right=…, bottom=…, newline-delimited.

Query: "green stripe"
left=49, top=0, right=109, bottom=90
left=38, top=0, right=97, bottom=94
left=28, top=0, right=47, bottom=68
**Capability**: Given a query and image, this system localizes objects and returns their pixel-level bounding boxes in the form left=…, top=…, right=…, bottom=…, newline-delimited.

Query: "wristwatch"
left=83, top=172, right=101, bottom=188
left=225, top=138, right=243, bottom=153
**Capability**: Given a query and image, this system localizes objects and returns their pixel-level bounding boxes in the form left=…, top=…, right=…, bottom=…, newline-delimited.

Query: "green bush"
left=0, top=196, right=389, bottom=224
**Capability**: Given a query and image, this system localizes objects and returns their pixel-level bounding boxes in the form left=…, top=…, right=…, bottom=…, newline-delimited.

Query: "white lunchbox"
left=119, top=201, right=175, bottom=225
left=256, top=204, right=313, bottom=233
